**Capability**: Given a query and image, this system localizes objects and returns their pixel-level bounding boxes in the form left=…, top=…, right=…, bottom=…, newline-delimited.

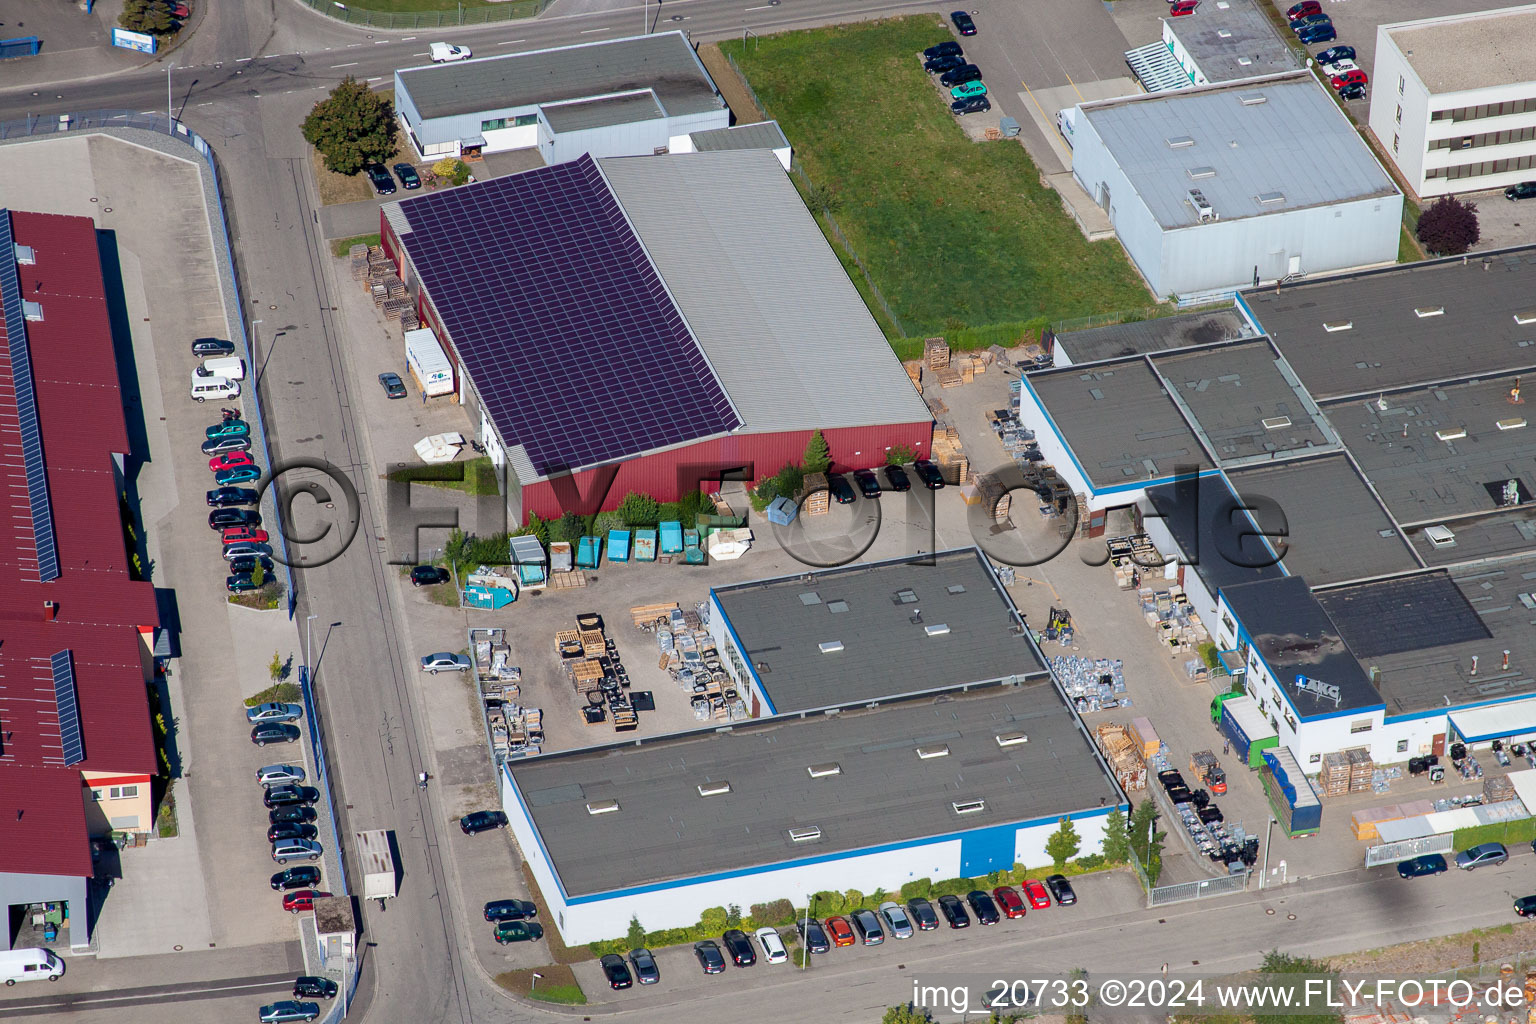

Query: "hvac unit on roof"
left=788, top=826, right=823, bottom=843
left=1435, top=427, right=1467, bottom=442
left=697, top=780, right=732, bottom=797
left=585, top=800, right=621, bottom=816
left=806, top=762, right=842, bottom=778
left=916, top=744, right=951, bottom=760
left=1188, top=189, right=1216, bottom=222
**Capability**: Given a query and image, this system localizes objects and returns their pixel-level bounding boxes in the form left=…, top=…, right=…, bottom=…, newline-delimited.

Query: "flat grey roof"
left=1227, top=454, right=1423, bottom=586
left=599, top=151, right=931, bottom=436
left=1054, top=308, right=1255, bottom=364
left=506, top=685, right=1122, bottom=897
left=711, top=548, right=1046, bottom=715
left=1317, top=565, right=1536, bottom=716
left=689, top=120, right=790, bottom=152
left=1241, top=249, right=1536, bottom=400
left=1029, top=360, right=1211, bottom=488
left=1221, top=575, right=1383, bottom=716
left=1167, top=0, right=1297, bottom=83
left=1143, top=473, right=1285, bottom=595
left=541, top=91, right=665, bottom=133
left=1150, top=339, right=1332, bottom=465
left=1407, top=511, right=1536, bottom=567
left=397, top=32, right=721, bottom=122
left=1078, top=74, right=1397, bottom=229
left=1386, top=7, right=1536, bottom=95
left=1323, top=373, right=1536, bottom=527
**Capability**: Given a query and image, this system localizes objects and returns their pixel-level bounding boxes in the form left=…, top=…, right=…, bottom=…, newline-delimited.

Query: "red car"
left=1169, top=0, right=1198, bottom=14
left=1022, top=879, right=1052, bottom=909
left=991, top=886, right=1027, bottom=919
left=209, top=452, right=255, bottom=472
left=223, top=526, right=270, bottom=545
left=1330, top=68, right=1368, bottom=90
left=825, top=915, right=856, bottom=947
left=1285, top=0, right=1320, bottom=18
left=282, top=889, right=333, bottom=913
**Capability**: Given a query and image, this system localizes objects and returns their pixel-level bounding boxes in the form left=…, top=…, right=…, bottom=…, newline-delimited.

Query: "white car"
left=879, top=901, right=915, bottom=939
left=754, top=926, right=788, bottom=964
left=429, top=42, right=471, bottom=63
left=420, top=652, right=471, bottom=674
left=1319, top=58, right=1358, bottom=78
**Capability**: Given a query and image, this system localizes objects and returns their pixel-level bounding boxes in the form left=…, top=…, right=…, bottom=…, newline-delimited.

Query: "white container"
left=405, top=327, right=455, bottom=397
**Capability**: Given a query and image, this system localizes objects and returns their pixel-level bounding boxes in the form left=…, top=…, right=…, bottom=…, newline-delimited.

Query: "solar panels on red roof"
left=395, top=154, right=741, bottom=477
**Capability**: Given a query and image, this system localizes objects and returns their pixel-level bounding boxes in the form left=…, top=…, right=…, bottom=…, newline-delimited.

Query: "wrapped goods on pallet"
left=1129, top=717, right=1160, bottom=760
left=1484, top=773, right=1516, bottom=803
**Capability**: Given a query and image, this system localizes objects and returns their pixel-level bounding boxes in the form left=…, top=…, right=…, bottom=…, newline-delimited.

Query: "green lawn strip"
left=386, top=456, right=497, bottom=495
left=330, top=233, right=381, bottom=258
left=325, top=0, right=498, bottom=10
left=493, top=965, right=586, bottom=1004
left=722, top=19, right=1153, bottom=338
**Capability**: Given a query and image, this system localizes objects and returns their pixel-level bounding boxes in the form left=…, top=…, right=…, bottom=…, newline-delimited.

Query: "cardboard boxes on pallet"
left=1129, top=717, right=1161, bottom=760
left=1347, top=747, right=1374, bottom=792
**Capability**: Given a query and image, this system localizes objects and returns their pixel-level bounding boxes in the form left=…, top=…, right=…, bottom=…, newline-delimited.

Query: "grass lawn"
left=331, top=233, right=381, bottom=258
left=721, top=18, right=1154, bottom=338
left=493, top=965, right=586, bottom=1004
left=386, top=456, right=498, bottom=495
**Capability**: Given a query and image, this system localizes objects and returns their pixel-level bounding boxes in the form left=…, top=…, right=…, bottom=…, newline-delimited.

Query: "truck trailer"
left=357, top=829, right=399, bottom=901
left=1220, top=695, right=1279, bottom=769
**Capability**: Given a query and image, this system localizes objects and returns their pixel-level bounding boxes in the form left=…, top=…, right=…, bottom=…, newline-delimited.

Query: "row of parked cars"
left=825, top=460, right=945, bottom=504
left=1279, top=0, right=1369, bottom=100
left=923, top=32, right=991, bottom=117
left=1398, top=839, right=1520, bottom=879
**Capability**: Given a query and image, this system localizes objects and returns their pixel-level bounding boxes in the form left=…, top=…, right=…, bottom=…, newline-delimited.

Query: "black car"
left=460, top=810, right=509, bottom=835
left=366, top=164, right=396, bottom=195
left=940, top=64, right=983, bottom=88
left=950, top=9, right=976, bottom=35
left=252, top=723, right=301, bottom=746
left=207, top=486, right=259, bottom=508
left=1397, top=853, right=1448, bottom=878
left=1044, top=874, right=1077, bottom=905
left=1338, top=82, right=1366, bottom=101
left=694, top=939, right=726, bottom=974
left=913, top=459, right=945, bottom=489
left=192, top=337, right=236, bottom=357
left=825, top=472, right=857, bottom=504
left=629, top=947, right=660, bottom=984
left=798, top=917, right=830, bottom=953
left=850, top=908, right=885, bottom=945
left=201, top=436, right=252, bottom=456
left=378, top=371, right=408, bottom=399
left=393, top=162, right=421, bottom=190
left=1517, top=896, right=1536, bottom=918
left=937, top=893, right=970, bottom=928
left=967, top=890, right=1000, bottom=925
left=293, top=976, right=337, bottom=999
left=209, top=507, right=261, bottom=530
left=264, top=785, right=321, bottom=809
left=924, top=53, right=966, bottom=75
left=600, top=953, right=633, bottom=989
left=259, top=1001, right=319, bottom=1023
left=952, top=95, right=991, bottom=116
left=483, top=899, right=537, bottom=922
left=722, top=928, right=756, bottom=966
left=853, top=468, right=882, bottom=498
left=229, top=555, right=276, bottom=577
left=1315, top=45, right=1355, bottom=65
left=270, top=865, right=322, bottom=891
left=227, top=573, right=259, bottom=594
left=268, top=822, right=319, bottom=843
left=923, top=39, right=963, bottom=59
left=270, top=806, right=318, bottom=825
left=905, top=896, right=939, bottom=930
left=1506, top=181, right=1536, bottom=201
left=884, top=464, right=912, bottom=492
left=412, top=565, right=451, bottom=587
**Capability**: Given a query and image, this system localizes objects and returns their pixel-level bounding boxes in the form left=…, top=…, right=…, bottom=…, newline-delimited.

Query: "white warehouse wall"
left=1368, top=30, right=1431, bottom=194
left=1069, top=117, right=1169, bottom=296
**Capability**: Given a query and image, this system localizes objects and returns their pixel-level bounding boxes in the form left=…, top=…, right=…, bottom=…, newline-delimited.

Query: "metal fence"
left=290, top=0, right=550, bottom=28
left=1147, top=870, right=1248, bottom=907
left=724, top=52, right=771, bottom=121
left=1364, top=833, right=1454, bottom=868
left=1431, top=950, right=1536, bottom=986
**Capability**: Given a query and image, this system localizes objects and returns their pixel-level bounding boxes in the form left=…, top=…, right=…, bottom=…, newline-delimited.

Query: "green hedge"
left=587, top=900, right=800, bottom=957
left=1452, top=817, right=1536, bottom=851
left=890, top=319, right=1052, bottom=361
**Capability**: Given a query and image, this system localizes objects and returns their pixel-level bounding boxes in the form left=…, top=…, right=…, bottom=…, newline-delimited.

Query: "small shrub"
left=592, top=511, right=625, bottom=537
left=244, top=681, right=302, bottom=707
left=268, top=650, right=285, bottom=683
left=930, top=878, right=972, bottom=897
left=1075, top=853, right=1105, bottom=870
left=699, top=906, right=728, bottom=934
left=886, top=444, right=917, bottom=466
left=842, top=889, right=865, bottom=911
left=899, top=878, right=932, bottom=900
left=725, top=904, right=742, bottom=928
left=749, top=899, right=795, bottom=928
left=618, top=491, right=662, bottom=527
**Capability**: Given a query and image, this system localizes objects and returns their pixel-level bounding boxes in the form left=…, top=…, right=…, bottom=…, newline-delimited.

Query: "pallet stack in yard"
left=972, top=473, right=1010, bottom=522
left=931, top=426, right=969, bottom=483
left=1347, top=747, right=1374, bottom=793
left=903, top=360, right=923, bottom=388
left=925, top=337, right=950, bottom=370
left=802, top=473, right=830, bottom=516
left=1318, top=751, right=1352, bottom=797
left=1094, top=722, right=1148, bottom=791
left=1485, top=773, right=1516, bottom=802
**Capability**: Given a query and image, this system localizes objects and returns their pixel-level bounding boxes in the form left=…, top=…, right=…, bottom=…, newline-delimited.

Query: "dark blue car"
left=1397, top=854, right=1448, bottom=878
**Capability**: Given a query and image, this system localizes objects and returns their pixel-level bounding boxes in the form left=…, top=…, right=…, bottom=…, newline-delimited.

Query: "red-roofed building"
left=0, top=210, right=160, bottom=950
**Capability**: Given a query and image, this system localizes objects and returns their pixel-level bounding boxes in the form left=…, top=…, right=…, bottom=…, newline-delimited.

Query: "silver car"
left=257, top=763, right=307, bottom=788
left=420, top=652, right=471, bottom=674
left=271, top=838, right=323, bottom=863
left=879, top=901, right=915, bottom=939
left=247, top=702, right=302, bottom=724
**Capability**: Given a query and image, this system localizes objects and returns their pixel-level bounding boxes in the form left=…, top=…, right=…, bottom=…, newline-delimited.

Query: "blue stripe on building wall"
left=959, top=821, right=1021, bottom=877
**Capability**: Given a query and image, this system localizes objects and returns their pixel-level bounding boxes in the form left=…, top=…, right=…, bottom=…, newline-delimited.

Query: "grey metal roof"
left=688, top=120, right=790, bottom=152
left=1078, top=74, right=1397, bottom=230
left=1028, top=359, right=1211, bottom=488
left=599, top=150, right=931, bottom=434
left=712, top=548, right=1046, bottom=715
left=1408, top=511, right=1536, bottom=567
left=1054, top=308, right=1254, bottom=364
left=1226, top=454, right=1423, bottom=586
left=540, top=91, right=664, bottom=133
left=1166, top=0, right=1297, bottom=84
left=1241, top=248, right=1536, bottom=400
left=1125, top=41, right=1194, bottom=93
left=1143, top=473, right=1285, bottom=596
left=506, top=685, right=1122, bottom=897
left=1220, top=575, right=1383, bottom=716
left=1322, top=372, right=1536, bottom=527
left=397, top=31, right=722, bottom=122
left=1150, top=339, right=1332, bottom=465
left=1316, top=564, right=1536, bottom=716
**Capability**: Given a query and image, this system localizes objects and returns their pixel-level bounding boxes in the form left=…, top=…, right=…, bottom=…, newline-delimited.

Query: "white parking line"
left=367, top=77, right=383, bottom=82
left=497, top=39, right=527, bottom=45
left=236, top=56, right=253, bottom=62
left=330, top=62, right=359, bottom=68
left=580, top=26, right=609, bottom=32
left=402, top=35, right=417, bottom=40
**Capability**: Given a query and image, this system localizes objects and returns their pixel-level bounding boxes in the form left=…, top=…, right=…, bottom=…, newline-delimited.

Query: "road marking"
left=330, top=62, right=359, bottom=68
left=375, top=39, right=389, bottom=44
left=579, top=27, right=609, bottom=32
left=367, top=77, right=383, bottom=82
left=412, top=52, right=429, bottom=56
left=197, top=101, right=212, bottom=106
left=496, top=39, right=527, bottom=45
left=1062, top=70, right=1085, bottom=104
left=745, top=4, right=774, bottom=9
left=236, top=56, right=253, bottom=62
left=402, top=35, right=417, bottom=40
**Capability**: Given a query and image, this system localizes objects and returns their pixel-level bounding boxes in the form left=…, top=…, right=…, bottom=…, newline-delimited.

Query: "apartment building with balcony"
left=1368, top=6, right=1536, bottom=197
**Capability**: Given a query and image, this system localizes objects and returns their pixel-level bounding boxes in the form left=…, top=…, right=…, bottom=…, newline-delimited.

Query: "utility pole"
left=166, top=64, right=174, bottom=133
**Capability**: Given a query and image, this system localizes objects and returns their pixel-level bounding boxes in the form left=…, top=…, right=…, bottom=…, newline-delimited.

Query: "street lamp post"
left=800, top=894, right=813, bottom=970
left=1260, top=817, right=1276, bottom=890
left=166, top=64, right=173, bottom=132
left=531, top=971, right=543, bottom=993
left=306, top=614, right=318, bottom=676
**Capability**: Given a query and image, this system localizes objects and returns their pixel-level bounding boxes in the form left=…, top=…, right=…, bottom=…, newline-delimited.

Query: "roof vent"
left=827, top=600, right=849, bottom=613
left=798, top=592, right=821, bottom=605
left=807, top=762, right=842, bottom=779
left=1262, top=416, right=1292, bottom=430
left=1256, top=192, right=1285, bottom=206
left=996, top=732, right=1029, bottom=748
left=818, top=640, right=844, bottom=654
left=1166, top=135, right=1195, bottom=149
left=952, top=799, right=986, bottom=815
left=893, top=589, right=919, bottom=604
left=1414, top=306, right=1444, bottom=318
left=924, top=623, right=951, bottom=636
left=788, top=826, right=823, bottom=843
left=1188, top=166, right=1217, bottom=180
left=916, top=744, right=951, bottom=760
left=1514, top=311, right=1536, bottom=325
left=1497, top=417, right=1527, bottom=431
left=1239, top=92, right=1268, bottom=106
left=1435, top=427, right=1466, bottom=442
left=1424, top=524, right=1456, bottom=548
left=586, top=800, right=620, bottom=815
left=1237, top=57, right=1252, bottom=66
left=1188, top=189, right=1215, bottom=222
left=1323, top=320, right=1353, bottom=333
left=22, top=300, right=43, bottom=321
left=697, top=780, right=732, bottom=797
left=13, top=244, right=35, bottom=265
left=1217, top=28, right=1233, bottom=37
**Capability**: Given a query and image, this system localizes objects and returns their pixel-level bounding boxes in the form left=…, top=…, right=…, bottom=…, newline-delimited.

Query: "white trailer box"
left=404, top=327, right=455, bottom=398
left=356, top=829, right=398, bottom=900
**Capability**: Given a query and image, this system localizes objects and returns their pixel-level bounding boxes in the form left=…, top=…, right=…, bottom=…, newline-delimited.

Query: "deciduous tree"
left=301, top=77, right=398, bottom=176
left=1416, top=195, right=1480, bottom=256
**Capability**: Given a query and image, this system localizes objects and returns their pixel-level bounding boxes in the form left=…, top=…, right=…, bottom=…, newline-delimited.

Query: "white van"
left=200, top=356, right=246, bottom=381
left=1, top=947, right=64, bottom=985
left=190, top=372, right=240, bottom=403
left=429, top=42, right=471, bottom=62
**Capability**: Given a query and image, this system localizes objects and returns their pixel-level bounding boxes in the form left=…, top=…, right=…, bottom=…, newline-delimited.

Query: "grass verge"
left=326, top=0, right=498, bottom=10
left=494, top=965, right=585, bottom=1003
left=721, top=18, right=1154, bottom=339
left=331, top=233, right=382, bottom=258
left=155, top=783, right=179, bottom=839
left=229, top=582, right=285, bottom=610
left=386, top=457, right=498, bottom=495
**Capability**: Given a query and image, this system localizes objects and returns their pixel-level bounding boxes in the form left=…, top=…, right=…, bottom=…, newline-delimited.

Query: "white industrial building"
left=392, top=32, right=728, bottom=162
left=1125, top=0, right=1296, bottom=93
left=1367, top=6, right=1536, bottom=197
left=500, top=550, right=1127, bottom=944
left=1066, top=72, right=1401, bottom=299
left=670, top=120, right=793, bottom=170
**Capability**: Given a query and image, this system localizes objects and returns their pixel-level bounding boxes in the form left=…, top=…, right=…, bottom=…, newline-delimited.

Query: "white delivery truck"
left=429, top=42, right=471, bottom=63
left=404, top=327, right=455, bottom=398
left=356, top=829, right=398, bottom=902
left=1, top=948, right=65, bottom=985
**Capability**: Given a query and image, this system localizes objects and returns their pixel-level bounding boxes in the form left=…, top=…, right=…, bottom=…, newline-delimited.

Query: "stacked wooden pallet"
left=349, top=244, right=371, bottom=279
left=1075, top=492, right=1091, bottom=537
left=1346, top=747, right=1374, bottom=792
left=903, top=360, right=923, bottom=388
left=937, top=366, right=963, bottom=389
left=924, top=337, right=950, bottom=369
left=1094, top=722, right=1148, bottom=791
left=550, top=570, right=587, bottom=589
left=579, top=629, right=606, bottom=658
left=802, top=473, right=830, bottom=516
left=1485, top=774, right=1516, bottom=803
left=382, top=298, right=409, bottom=321
left=629, top=602, right=678, bottom=628
left=973, top=473, right=1011, bottom=521
left=925, top=395, right=949, bottom=418
left=1318, top=751, right=1352, bottom=797
left=930, top=427, right=968, bottom=483
left=400, top=308, right=420, bottom=331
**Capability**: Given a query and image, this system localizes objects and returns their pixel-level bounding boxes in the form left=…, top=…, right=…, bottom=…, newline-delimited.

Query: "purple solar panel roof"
left=399, top=154, right=740, bottom=476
